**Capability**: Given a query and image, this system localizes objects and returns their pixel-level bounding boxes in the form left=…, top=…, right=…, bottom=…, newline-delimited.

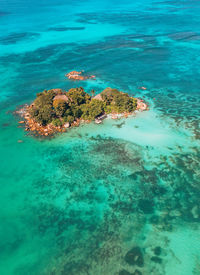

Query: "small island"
left=18, top=87, right=148, bottom=137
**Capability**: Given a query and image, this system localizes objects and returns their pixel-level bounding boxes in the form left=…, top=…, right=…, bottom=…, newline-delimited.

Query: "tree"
left=80, top=103, right=90, bottom=120
left=67, top=87, right=91, bottom=106
left=53, top=99, right=68, bottom=117
left=89, top=99, right=105, bottom=119
left=37, top=105, right=55, bottom=125
left=29, top=107, right=39, bottom=118
left=101, top=88, right=121, bottom=105
left=63, top=115, right=74, bottom=124
left=113, top=93, right=137, bottom=113
left=81, top=99, right=105, bottom=120
left=52, top=118, right=62, bottom=127
left=30, top=90, right=56, bottom=125
left=70, top=105, right=83, bottom=118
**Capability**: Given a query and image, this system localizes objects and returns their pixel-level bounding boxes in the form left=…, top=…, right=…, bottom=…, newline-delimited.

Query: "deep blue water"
left=0, top=0, right=200, bottom=274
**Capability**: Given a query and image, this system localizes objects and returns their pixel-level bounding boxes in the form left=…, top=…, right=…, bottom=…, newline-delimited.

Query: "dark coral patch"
left=2, top=123, right=10, bottom=127
left=119, top=269, right=133, bottom=275
left=152, top=185, right=167, bottom=195
left=0, top=32, right=39, bottom=45
left=138, top=199, right=154, bottom=214
left=151, top=256, right=162, bottom=264
left=125, top=247, right=144, bottom=267
left=154, top=246, right=161, bottom=256
left=48, top=26, right=85, bottom=32
left=0, top=10, right=10, bottom=16
left=167, top=93, right=176, bottom=99
left=168, top=31, right=200, bottom=41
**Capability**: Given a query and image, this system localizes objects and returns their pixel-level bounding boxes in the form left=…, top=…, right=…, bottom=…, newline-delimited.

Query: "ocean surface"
left=0, top=0, right=200, bottom=274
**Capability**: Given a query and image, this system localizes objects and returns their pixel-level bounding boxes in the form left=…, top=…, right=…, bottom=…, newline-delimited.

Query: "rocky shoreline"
left=16, top=105, right=83, bottom=137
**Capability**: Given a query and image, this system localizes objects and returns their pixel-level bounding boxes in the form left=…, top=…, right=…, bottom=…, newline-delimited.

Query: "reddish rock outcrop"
left=66, top=70, right=96, bottom=81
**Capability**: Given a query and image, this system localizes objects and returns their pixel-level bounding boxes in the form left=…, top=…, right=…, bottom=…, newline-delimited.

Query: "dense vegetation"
left=29, top=87, right=137, bottom=126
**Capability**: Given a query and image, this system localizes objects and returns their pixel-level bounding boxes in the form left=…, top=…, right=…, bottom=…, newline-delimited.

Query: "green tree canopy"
left=53, top=99, right=68, bottom=117
left=67, top=87, right=91, bottom=106
left=30, top=90, right=56, bottom=125
left=113, top=93, right=137, bottom=113
left=81, top=99, right=105, bottom=120
left=29, top=87, right=138, bottom=127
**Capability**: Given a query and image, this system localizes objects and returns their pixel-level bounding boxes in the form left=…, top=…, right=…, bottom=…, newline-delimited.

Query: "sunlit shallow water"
left=0, top=0, right=200, bottom=274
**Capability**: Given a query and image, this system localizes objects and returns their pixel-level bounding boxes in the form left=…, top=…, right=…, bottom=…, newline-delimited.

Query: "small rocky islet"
left=65, top=70, right=96, bottom=80
left=17, top=87, right=148, bottom=137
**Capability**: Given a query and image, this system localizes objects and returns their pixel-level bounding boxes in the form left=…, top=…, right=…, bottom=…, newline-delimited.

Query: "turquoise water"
left=0, top=0, right=200, bottom=274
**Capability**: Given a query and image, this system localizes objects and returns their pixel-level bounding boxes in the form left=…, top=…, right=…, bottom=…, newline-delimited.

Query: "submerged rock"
left=65, top=70, right=96, bottom=80
left=133, top=270, right=142, bottom=275
left=2, top=123, right=10, bottom=127
left=151, top=256, right=162, bottom=264
left=64, top=122, right=70, bottom=128
left=138, top=199, right=154, bottom=214
left=125, top=247, right=144, bottom=267
left=154, top=246, right=161, bottom=256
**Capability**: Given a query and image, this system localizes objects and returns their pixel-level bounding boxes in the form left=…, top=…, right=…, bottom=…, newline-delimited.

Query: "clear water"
left=0, top=0, right=200, bottom=274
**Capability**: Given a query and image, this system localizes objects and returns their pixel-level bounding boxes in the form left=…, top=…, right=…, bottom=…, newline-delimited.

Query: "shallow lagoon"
left=0, top=0, right=200, bottom=274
